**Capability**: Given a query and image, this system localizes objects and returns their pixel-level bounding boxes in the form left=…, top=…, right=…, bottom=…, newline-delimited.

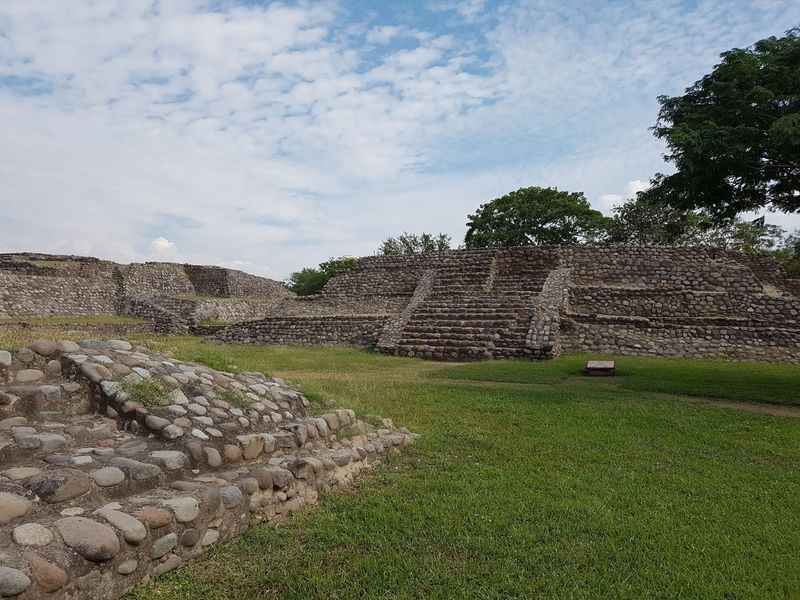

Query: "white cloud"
left=430, top=0, right=489, bottom=21
left=1, top=0, right=799, bottom=278
left=627, top=180, right=650, bottom=197
left=149, top=237, right=175, bottom=256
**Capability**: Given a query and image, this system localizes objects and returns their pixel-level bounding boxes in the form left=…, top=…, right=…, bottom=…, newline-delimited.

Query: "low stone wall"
left=210, top=316, right=388, bottom=348
left=120, top=264, right=195, bottom=299
left=526, top=268, right=572, bottom=358
left=0, top=339, right=416, bottom=600
left=569, top=287, right=800, bottom=324
left=0, top=254, right=290, bottom=328
left=122, top=297, right=190, bottom=334
left=269, top=296, right=407, bottom=318
left=0, top=272, right=117, bottom=317
left=560, top=315, right=800, bottom=362
left=565, top=247, right=766, bottom=292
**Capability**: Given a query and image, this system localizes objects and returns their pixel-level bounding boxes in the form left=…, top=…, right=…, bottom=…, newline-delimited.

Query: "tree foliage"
left=379, top=232, right=451, bottom=255
left=464, top=187, right=609, bottom=248
left=607, top=194, right=790, bottom=254
left=286, top=256, right=357, bottom=296
left=649, top=28, right=800, bottom=219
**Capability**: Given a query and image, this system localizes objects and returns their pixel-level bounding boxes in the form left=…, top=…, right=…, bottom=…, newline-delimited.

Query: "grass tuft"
left=120, top=378, right=168, bottom=408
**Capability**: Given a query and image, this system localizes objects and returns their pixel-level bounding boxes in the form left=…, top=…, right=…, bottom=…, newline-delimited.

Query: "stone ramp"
left=0, top=339, right=416, bottom=599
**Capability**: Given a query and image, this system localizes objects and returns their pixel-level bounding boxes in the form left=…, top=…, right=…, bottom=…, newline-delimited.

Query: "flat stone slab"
left=585, top=360, right=616, bottom=376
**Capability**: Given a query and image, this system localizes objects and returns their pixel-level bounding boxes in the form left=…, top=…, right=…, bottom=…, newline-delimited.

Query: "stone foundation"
left=204, top=247, right=800, bottom=362
left=0, top=339, right=416, bottom=600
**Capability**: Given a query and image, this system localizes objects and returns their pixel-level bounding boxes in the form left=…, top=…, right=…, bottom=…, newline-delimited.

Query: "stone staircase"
left=391, top=250, right=557, bottom=360
left=0, top=339, right=416, bottom=600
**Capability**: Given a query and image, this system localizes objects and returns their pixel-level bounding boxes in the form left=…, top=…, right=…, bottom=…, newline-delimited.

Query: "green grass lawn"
left=120, top=339, right=800, bottom=600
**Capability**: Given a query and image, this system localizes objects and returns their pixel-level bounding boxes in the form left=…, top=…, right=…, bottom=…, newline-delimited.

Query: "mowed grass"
left=120, top=338, right=800, bottom=600
left=437, top=354, right=800, bottom=406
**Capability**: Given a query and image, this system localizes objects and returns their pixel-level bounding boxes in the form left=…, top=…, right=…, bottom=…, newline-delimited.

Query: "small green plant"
left=121, top=378, right=168, bottom=408
left=219, top=389, right=251, bottom=409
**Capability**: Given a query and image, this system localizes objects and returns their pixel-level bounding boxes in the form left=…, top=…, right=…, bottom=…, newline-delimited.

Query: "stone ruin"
left=206, top=247, right=800, bottom=362
left=0, top=253, right=291, bottom=332
left=3, top=247, right=800, bottom=362
left=0, top=339, right=416, bottom=599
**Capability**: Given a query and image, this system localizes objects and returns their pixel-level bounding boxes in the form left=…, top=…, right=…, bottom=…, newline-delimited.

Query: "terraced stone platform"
left=0, top=339, right=415, bottom=599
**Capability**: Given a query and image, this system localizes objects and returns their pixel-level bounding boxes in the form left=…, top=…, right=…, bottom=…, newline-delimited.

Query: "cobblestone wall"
left=0, top=254, right=288, bottom=328
left=210, top=316, right=387, bottom=347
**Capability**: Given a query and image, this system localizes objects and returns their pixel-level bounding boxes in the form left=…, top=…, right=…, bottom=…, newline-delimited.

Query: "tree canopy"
left=378, top=232, right=451, bottom=255
left=649, top=28, right=800, bottom=219
left=285, top=256, right=357, bottom=296
left=464, top=187, right=609, bottom=248
left=607, top=193, right=794, bottom=257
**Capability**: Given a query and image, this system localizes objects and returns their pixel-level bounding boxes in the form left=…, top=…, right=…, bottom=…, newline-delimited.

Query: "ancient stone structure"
left=0, top=339, right=415, bottom=599
left=207, top=247, right=800, bottom=362
left=0, top=253, right=290, bottom=332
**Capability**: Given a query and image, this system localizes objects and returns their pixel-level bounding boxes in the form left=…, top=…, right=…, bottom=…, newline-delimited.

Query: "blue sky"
left=2, top=0, right=799, bottom=278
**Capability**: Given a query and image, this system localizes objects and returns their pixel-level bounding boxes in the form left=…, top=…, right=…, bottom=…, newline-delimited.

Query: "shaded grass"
left=125, top=340, right=800, bottom=600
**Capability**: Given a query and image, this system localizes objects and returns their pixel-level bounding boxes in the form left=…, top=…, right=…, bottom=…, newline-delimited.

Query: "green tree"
left=607, top=194, right=789, bottom=254
left=649, top=28, right=800, bottom=220
left=464, top=186, right=609, bottom=248
left=285, top=268, right=329, bottom=296
left=606, top=194, right=705, bottom=246
left=286, top=256, right=357, bottom=296
left=379, top=232, right=451, bottom=255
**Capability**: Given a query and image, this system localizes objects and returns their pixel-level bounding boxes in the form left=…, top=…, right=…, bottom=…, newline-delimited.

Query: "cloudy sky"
left=2, top=1, right=799, bottom=279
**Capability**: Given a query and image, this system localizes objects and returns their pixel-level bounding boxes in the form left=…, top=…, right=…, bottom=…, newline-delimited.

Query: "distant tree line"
left=287, top=28, right=799, bottom=295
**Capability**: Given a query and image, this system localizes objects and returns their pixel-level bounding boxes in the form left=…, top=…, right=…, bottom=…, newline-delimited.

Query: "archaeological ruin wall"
left=207, top=247, right=800, bottom=362
left=0, top=338, right=416, bottom=600
left=0, top=254, right=291, bottom=331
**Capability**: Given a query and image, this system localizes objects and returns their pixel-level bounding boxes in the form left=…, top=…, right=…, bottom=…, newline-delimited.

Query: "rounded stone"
left=15, top=369, right=44, bottom=384
left=220, top=485, right=243, bottom=509
left=145, top=415, right=170, bottom=431
left=45, top=360, right=62, bottom=377
left=133, top=506, right=172, bottom=528
left=2, top=467, right=40, bottom=481
left=117, top=559, right=138, bottom=575
left=57, top=340, right=80, bottom=353
left=97, top=509, right=147, bottom=544
left=91, top=467, right=125, bottom=487
left=0, top=351, right=11, bottom=369
left=0, top=492, right=32, bottom=525
left=25, top=553, right=67, bottom=592
left=59, top=507, right=85, bottom=517
left=180, top=528, right=200, bottom=547
left=149, top=450, right=187, bottom=471
left=152, top=553, right=183, bottom=577
left=30, top=339, right=59, bottom=357
left=200, top=529, right=219, bottom=546
left=80, top=362, right=112, bottom=384
left=12, top=523, right=53, bottom=546
left=223, top=444, right=242, bottom=463
left=203, top=447, right=222, bottom=468
left=0, top=566, right=30, bottom=597
left=151, top=532, right=177, bottom=559
left=55, top=517, right=120, bottom=562
left=109, top=340, right=132, bottom=351
left=161, top=424, right=185, bottom=440
left=191, top=428, right=209, bottom=441
left=162, top=497, right=199, bottom=523
left=27, top=469, right=91, bottom=504
left=240, top=477, right=259, bottom=495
